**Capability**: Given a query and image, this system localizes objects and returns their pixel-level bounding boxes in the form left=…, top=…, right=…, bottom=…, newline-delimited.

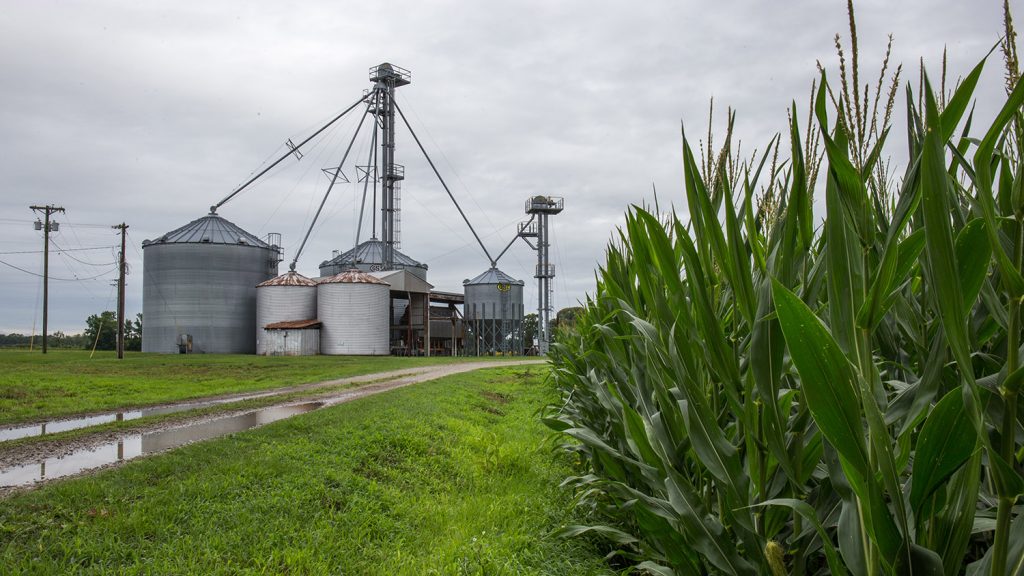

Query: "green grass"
left=0, top=350, right=500, bottom=426
left=0, top=366, right=613, bottom=575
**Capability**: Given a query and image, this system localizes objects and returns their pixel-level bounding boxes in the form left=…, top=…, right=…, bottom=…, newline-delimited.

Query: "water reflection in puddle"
left=0, top=402, right=324, bottom=487
left=0, top=391, right=284, bottom=442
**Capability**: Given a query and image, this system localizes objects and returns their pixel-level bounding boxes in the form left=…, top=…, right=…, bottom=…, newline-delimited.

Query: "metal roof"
left=265, top=319, right=321, bottom=330
left=143, top=212, right=270, bottom=248
left=429, top=290, right=465, bottom=304
left=318, top=269, right=391, bottom=285
left=257, top=271, right=317, bottom=287
left=463, top=267, right=524, bottom=286
left=369, top=269, right=434, bottom=294
left=320, top=239, right=427, bottom=269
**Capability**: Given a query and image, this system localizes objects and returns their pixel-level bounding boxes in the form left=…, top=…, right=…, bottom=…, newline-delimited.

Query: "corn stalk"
left=546, top=29, right=1024, bottom=576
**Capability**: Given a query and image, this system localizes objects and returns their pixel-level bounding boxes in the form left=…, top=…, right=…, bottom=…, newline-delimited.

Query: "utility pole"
left=30, top=205, right=65, bottom=354
left=113, top=223, right=128, bottom=359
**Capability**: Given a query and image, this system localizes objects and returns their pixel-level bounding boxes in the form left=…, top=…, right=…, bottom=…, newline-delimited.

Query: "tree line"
left=0, top=311, right=142, bottom=351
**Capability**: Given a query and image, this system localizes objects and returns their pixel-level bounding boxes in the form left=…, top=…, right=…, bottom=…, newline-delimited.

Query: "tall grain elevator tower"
left=368, top=63, right=411, bottom=271
left=521, top=195, right=563, bottom=353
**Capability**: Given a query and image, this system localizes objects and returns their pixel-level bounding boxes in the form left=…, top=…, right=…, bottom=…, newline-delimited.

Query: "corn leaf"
left=770, top=278, right=869, bottom=479
left=955, top=218, right=991, bottom=311
left=910, top=386, right=977, bottom=514
left=971, top=76, right=1024, bottom=297
left=940, top=58, right=985, bottom=141
left=756, top=499, right=848, bottom=575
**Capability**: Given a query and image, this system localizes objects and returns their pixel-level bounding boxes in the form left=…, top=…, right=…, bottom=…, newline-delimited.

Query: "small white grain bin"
left=256, top=271, right=318, bottom=355
left=318, top=269, right=390, bottom=355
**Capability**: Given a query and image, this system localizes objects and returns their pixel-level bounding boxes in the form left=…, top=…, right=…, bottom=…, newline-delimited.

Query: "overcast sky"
left=0, top=0, right=1012, bottom=334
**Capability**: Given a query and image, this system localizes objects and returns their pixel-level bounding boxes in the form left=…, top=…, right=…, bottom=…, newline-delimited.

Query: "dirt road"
left=0, top=359, right=546, bottom=494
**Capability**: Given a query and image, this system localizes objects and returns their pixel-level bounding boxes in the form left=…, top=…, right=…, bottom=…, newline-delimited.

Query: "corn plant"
left=545, top=9, right=1024, bottom=575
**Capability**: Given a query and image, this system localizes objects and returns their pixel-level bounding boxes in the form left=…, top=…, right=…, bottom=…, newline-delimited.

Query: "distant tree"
left=126, top=313, right=143, bottom=351
left=523, top=313, right=538, bottom=347
left=83, top=311, right=117, bottom=351
left=61, top=332, right=88, bottom=349
left=553, top=307, right=584, bottom=330
left=0, top=333, right=32, bottom=348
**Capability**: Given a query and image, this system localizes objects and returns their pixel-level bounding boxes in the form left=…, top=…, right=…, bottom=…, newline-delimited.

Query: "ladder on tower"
left=393, top=180, right=401, bottom=249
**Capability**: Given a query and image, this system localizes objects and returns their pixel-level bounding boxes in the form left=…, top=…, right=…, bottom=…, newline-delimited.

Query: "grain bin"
left=141, top=211, right=280, bottom=354
left=256, top=271, right=318, bottom=355
left=319, top=239, right=428, bottom=281
left=318, top=269, right=390, bottom=355
left=463, top=267, right=525, bottom=355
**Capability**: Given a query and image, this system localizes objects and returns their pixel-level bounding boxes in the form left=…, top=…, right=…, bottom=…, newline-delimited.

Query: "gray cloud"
left=0, top=0, right=1010, bottom=334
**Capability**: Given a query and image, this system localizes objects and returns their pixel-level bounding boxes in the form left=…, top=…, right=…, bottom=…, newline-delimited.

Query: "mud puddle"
left=0, top=391, right=291, bottom=443
left=0, top=401, right=323, bottom=487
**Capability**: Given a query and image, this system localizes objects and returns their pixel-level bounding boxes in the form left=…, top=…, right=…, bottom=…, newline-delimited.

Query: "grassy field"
left=0, top=350, right=497, bottom=425
left=0, top=366, right=612, bottom=575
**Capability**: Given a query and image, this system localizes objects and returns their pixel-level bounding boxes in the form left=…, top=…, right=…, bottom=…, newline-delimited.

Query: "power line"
left=0, top=245, right=116, bottom=255
left=0, top=218, right=111, bottom=228
left=0, top=218, right=37, bottom=225
left=0, top=258, right=116, bottom=281
left=50, top=240, right=117, bottom=266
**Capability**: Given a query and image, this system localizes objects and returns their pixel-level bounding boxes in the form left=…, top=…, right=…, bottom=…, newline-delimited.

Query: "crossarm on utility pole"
left=29, top=204, right=65, bottom=354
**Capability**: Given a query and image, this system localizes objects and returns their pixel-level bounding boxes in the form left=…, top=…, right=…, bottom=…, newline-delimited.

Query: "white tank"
left=256, top=271, right=318, bottom=355
left=318, top=269, right=390, bottom=355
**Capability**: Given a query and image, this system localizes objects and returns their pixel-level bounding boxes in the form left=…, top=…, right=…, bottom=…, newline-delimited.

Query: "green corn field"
left=545, top=6, right=1024, bottom=575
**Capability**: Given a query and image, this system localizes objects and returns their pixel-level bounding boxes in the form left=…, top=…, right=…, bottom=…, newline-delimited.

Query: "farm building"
left=262, top=320, right=321, bottom=356
left=140, top=64, right=556, bottom=356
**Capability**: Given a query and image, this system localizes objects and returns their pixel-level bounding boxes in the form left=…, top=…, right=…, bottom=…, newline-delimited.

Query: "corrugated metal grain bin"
left=319, top=239, right=428, bottom=281
left=256, top=271, right=317, bottom=355
left=318, top=269, right=390, bottom=355
left=463, top=267, right=525, bottom=355
left=141, top=212, right=280, bottom=354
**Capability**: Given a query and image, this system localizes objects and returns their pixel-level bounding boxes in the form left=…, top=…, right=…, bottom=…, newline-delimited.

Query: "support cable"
left=354, top=114, right=379, bottom=255
left=212, top=93, right=368, bottom=212
left=391, top=96, right=495, bottom=266
left=288, top=103, right=372, bottom=271
left=492, top=214, right=534, bottom=266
